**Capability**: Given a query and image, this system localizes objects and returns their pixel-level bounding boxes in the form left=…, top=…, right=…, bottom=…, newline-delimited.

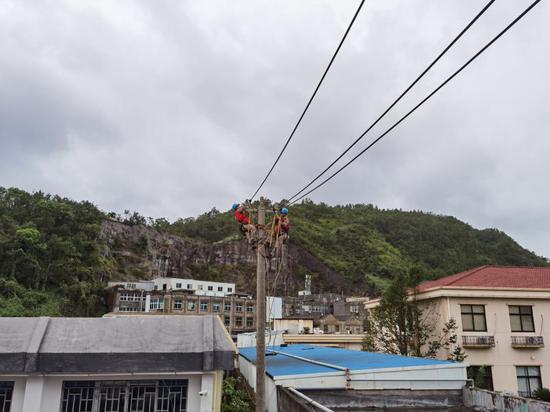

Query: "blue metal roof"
left=239, top=345, right=454, bottom=378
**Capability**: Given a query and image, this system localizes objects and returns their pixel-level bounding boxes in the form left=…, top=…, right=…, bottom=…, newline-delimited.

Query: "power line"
left=288, top=0, right=542, bottom=206
left=286, top=0, right=496, bottom=203
left=249, top=0, right=366, bottom=201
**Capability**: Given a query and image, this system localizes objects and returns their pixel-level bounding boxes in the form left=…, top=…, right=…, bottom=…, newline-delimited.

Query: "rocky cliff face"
left=99, top=220, right=357, bottom=296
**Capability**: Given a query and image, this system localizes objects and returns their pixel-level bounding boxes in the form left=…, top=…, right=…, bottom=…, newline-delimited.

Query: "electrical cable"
left=286, top=0, right=496, bottom=203
left=250, top=0, right=366, bottom=201
left=288, top=0, right=543, bottom=205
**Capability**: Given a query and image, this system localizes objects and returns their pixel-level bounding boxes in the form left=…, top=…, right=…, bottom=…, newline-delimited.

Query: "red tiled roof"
left=417, top=266, right=550, bottom=291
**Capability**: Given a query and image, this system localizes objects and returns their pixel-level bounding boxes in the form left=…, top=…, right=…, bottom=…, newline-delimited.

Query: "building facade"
left=0, top=316, right=235, bottom=412
left=365, top=266, right=550, bottom=397
left=108, top=277, right=236, bottom=297
left=110, top=288, right=256, bottom=335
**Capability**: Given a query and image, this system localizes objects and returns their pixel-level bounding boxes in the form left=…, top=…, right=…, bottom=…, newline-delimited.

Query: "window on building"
left=224, top=303, right=231, bottom=312
left=236, top=303, right=243, bottom=313
left=227, top=287, right=233, bottom=293
left=335, top=325, right=340, bottom=333
left=175, top=283, right=182, bottom=289
left=516, top=366, right=542, bottom=397
left=467, top=366, right=494, bottom=391
left=246, top=317, right=254, bottom=328
left=350, top=305, right=359, bottom=313
left=0, top=382, right=13, bottom=412
left=461, top=304, right=487, bottom=331
left=150, top=298, right=164, bottom=311
left=212, top=303, right=221, bottom=312
left=323, top=325, right=328, bottom=333
left=61, top=380, right=188, bottom=412
left=187, top=284, right=192, bottom=290
left=246, top=305, right=254, bottom=313
left=207, top=286, right=213, bottom=291
left=200, top=302, right=208, bottom=312
left=218, top=286, right=223, bottom=292
left=509, top=306, right=535, bottom=332
left=235, top=317, right=243, bottom=327
left=187, top=301, right=196, bottom=311
left=224, top=316, right=231, bottom=326
left=174, top=299, right=182, bottom=310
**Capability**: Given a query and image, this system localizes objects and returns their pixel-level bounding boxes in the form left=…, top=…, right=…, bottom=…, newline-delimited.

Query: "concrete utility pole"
left=255, top=199, right=266, bottom=412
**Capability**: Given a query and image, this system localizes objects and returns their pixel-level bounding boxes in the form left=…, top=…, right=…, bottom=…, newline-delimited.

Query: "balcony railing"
left=462, top=335, right=495, bottom=348
left=511, top=336, right=544, bottom=348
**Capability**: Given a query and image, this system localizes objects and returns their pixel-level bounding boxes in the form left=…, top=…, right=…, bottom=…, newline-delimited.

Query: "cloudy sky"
left=1, top=0, right=549, bottom=257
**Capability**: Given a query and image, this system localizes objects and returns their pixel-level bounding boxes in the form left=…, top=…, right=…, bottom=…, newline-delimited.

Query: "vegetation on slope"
left=0, top=188, right=547, bottom=316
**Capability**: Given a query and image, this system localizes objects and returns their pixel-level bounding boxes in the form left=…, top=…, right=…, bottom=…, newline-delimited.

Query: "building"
left=0, top=315, right=235, bottom=412
left=273, top=318, right=314, bottom=334
left=239, top=344, right=467, bottom=412
left=365, top=265, right=550, bottom=397
left=110, top=288, right=257, bottom=335
left=318, top=313, right=364, bottom=334
left=108, top=277, right=236, bottom=297
left=283, top=333, right=366, bottom=350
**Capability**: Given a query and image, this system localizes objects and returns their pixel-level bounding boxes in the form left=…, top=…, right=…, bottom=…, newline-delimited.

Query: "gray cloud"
left=0, top=0, right=548, bottom=258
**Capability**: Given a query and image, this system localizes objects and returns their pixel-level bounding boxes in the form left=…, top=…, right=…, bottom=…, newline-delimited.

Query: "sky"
left=1, top=0, right=549, bottom=258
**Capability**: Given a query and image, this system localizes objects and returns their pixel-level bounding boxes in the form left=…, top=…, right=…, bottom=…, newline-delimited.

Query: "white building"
left=0, top=315, right=235, bottom=412
left=109, top=277, right=236, bottom=297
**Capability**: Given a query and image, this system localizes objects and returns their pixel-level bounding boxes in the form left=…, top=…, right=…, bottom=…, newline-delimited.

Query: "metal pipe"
left=287, top=387, right=335, bottom=412
left=266, top=349, right=347, bottom=372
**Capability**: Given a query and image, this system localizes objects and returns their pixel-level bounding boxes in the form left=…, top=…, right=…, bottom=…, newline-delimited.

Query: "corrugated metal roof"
left=239, top=345, right=453, bottom=378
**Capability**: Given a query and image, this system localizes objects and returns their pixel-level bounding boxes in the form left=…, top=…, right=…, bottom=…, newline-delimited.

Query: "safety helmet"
left=232, top=203, right=239, bottom=211
left=281, top=207, right=288, bottom=215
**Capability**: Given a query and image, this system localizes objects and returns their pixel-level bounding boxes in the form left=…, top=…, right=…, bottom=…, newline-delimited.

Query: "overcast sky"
left=1, top=0, right=549, bottom=258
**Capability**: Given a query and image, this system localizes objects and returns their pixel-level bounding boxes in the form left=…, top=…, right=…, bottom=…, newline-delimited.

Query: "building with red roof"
left=365, top=265, right=550, bottom=397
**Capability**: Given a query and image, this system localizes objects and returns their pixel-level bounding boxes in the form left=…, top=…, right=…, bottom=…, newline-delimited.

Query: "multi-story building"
left=108, top=277, right=235, bottom=297
left=364, top=266, right=550, bottom=397
left=110, top=288, right=256, bottom=335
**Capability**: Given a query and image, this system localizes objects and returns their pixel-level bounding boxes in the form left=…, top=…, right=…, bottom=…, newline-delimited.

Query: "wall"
left=277, top=387, right=324, bottom=412
left=5, top=373, right=210, bottom=412
left=422, top=293, right=550, bottom=394
left=463, top=387, right=550, bottom=412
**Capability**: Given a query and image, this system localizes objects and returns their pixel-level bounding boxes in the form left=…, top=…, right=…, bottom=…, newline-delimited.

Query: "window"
left=61, top=380, right=188, bottom=412
left=175, top=283, right=182, bottom=289
left=350, top=305, right=359, bottom=313
left=150, top=298, right=164, bottom=311
left=235, top=317, right=243, bottom=327
left=0, top=382, right=13, bottom=412
left=207, top=286, right=213, bottom=291
left=224, top=316, right=231, bottom=326
left=510, top=306, right=535, bottom=332
left=187, top=284, right=192, bottom=290
left=200, top=302, right=208, bottom=312
left=227, top=288, right=233, bottom=293
left=236, top=303, right=243, bottom=313
left=218, top=286, right=223, bottom=292
left=246, top=305, right=254, bottom=313
left=187, top=301, right=196, bottom=311
left=516, top=366, right=541, bottom=397
left=174, top=299, right=182, bottom=310
left=467, top=366, right=494, bottom=391
left=224, top=303, right=231, bottom=312
left=461, top=305, right=487, bottom=331
left=212, top=303, right=221, bottom=312
left=246, top=317, right=254, bottom=328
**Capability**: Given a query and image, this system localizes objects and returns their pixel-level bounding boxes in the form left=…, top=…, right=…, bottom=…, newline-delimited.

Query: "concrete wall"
left=3, top=372, right=220, bottom=412
left=463, top=387, right=550, bottom=412
left=420, top=293, right=550, bottom=394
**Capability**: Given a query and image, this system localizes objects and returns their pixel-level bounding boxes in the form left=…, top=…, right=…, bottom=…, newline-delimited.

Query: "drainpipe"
left=287, top=387, right=334, bottom=412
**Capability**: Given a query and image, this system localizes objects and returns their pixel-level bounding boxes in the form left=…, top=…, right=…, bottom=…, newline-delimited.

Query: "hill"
left=0, top=187, right=547, bottom=316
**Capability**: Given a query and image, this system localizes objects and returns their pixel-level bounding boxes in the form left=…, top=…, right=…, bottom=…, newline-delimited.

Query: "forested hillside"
left=0, top=187, right=547, bottom=316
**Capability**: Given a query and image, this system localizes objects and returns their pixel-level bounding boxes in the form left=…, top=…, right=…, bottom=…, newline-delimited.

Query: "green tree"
left=363, top=268, right=466, bottom=361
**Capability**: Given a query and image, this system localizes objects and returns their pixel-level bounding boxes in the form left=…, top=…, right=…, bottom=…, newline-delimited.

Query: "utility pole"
left=255, top=199, right=266, bottom=412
